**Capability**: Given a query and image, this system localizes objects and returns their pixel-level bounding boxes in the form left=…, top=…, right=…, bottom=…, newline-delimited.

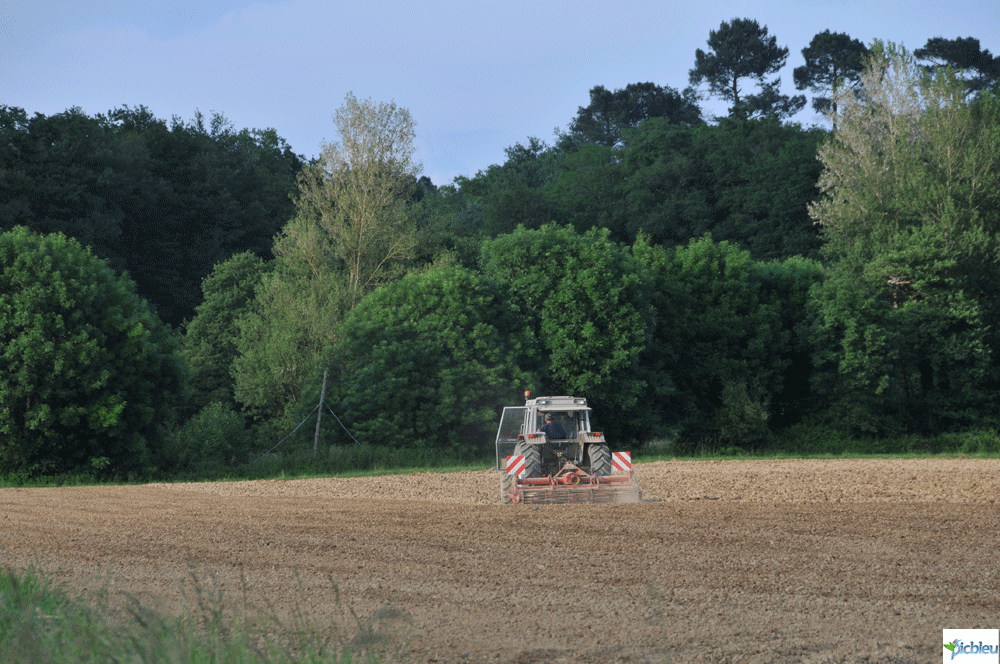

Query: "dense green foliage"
left=327, top=265, right=532, bottom=454
left=557, top=82, right=703, bottom=149
left=3, top=23, right=1000, bottom=481
left=181, top=251, right=273, bottom=414
left=617, top=116, right=825, bottom=258
left=452, top=116, right=824, bottom=261
left=0, top=228, right=183, bottom=477
left=0, top=105, right=302, bottom=326
left=637, top=237, right=824, bottom=447
left=480, top=225, right=651, bottom=438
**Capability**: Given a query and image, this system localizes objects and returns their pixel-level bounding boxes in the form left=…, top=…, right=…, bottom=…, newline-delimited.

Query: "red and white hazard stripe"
left=612, top=451, right=631, bottom=472
left=506, top=455, right=526, bottom=477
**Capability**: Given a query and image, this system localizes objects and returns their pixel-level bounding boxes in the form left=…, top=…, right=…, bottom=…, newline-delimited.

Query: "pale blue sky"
left=2, top=0, right=997, bottom=185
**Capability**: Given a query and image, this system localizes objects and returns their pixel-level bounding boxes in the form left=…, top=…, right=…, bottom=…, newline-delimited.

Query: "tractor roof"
left=526, top=396, right=590, bottom=411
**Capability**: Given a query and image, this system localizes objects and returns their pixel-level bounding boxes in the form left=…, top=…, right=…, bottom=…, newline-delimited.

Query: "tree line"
left=2, top=23, right=1000, bottom=478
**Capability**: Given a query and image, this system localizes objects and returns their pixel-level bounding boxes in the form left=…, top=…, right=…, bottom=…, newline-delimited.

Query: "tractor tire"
left=500, top=472, right=513, bottom=504
left=515, top=442, right=542, bottom=478
left=587, top=443, right=612, bottom=476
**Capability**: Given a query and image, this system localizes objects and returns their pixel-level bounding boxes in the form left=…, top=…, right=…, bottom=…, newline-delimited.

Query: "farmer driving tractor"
left=540, top=412, right=567, bottom=440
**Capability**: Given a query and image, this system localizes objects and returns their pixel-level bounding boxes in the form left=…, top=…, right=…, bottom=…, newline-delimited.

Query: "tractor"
left=494, top=393, right=641, bottom=504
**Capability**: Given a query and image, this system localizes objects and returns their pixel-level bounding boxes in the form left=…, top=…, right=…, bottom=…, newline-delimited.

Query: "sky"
left=2, top=0, right=998, bottom=186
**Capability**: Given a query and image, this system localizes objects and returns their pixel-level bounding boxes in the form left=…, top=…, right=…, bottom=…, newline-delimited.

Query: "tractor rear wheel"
left=587, top=443, right=611, bottom=476
left=515, top=442, right=542, bottom=478
left=500, top=472, right=513, bottom=504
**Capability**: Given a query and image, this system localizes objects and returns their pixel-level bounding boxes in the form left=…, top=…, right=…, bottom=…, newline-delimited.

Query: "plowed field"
left=3, top=458, right=999, bottom=663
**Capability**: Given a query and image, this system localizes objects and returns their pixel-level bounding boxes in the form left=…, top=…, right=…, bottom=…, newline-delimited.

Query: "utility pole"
left=313, top=369, right=328, bottom=458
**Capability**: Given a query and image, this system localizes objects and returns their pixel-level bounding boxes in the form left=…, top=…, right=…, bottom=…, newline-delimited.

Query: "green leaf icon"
left=945, top=640, right=957, bottom=652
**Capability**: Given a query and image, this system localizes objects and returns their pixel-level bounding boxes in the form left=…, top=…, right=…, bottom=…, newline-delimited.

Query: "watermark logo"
left=943, top=630, right=999, bottom=663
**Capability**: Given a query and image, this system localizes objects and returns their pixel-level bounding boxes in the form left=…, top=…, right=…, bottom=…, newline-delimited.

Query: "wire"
left=255, top=403, right=320, bottom=459
left=325, top=402, right=366, bottom=447
left=246, top=373, right=367, bottom=463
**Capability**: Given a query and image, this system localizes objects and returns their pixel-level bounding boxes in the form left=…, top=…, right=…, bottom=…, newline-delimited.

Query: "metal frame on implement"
left=508, top=461, right=641, bottom=505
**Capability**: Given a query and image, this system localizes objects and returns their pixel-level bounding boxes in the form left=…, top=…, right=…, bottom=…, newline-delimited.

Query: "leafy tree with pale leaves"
left=231, top=239, right=351, bottom=423
left=809, top=41, right=1000, bottom=433
left=293, top=92, right=421, bottom=302
left=233, top=93, right=423, bottom=422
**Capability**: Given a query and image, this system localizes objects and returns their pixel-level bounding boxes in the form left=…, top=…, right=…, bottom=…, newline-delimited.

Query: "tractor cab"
left=524, top=395, right=593, bottom=441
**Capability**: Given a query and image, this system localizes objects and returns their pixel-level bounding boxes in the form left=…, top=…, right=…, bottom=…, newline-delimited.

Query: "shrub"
left=167, top=402, right=250, bottom=471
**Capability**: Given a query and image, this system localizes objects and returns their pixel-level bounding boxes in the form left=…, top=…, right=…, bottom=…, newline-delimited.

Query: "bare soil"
left=2, top=458, right=999, bottom=663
